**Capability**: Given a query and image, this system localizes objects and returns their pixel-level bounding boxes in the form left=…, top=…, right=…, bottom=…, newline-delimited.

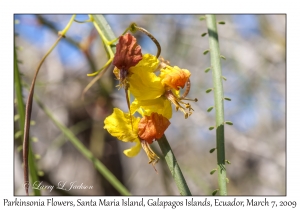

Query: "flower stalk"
left=157, top=135, right=192, bottom=196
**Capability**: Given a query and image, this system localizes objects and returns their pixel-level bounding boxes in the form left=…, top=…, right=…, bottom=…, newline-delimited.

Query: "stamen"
left=141, top=140, right=159, bottom=172
left=180, top=97, right=198, bottom=102
left=164, top=90, right=195, bottom=119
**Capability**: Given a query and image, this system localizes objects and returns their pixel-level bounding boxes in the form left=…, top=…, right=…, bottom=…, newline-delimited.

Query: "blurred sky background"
left=14, top=14, right=286, bottom=195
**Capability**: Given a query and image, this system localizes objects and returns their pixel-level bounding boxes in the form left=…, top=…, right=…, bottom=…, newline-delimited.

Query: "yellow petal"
left=160, top=66, right=191, bottom=90
left=104, top=108, right=140, bottom=143
left=128, top=54, right=165, bottom=100
left=131, top=97, right=172, bottom=119
left=123, top=138, right=141, bottom=157
left=134, top=54, right=160, bottom=72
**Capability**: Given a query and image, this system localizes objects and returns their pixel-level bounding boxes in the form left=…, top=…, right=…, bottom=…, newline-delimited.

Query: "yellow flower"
left=104, top=108, right=170, bottom=168
left=129, top=54, right=196, bottom=118
left=158, top=57, right=197, bottom=118
left=114, top=53, right=196, bottom=118
left=103, top=108, right=141, bottom=157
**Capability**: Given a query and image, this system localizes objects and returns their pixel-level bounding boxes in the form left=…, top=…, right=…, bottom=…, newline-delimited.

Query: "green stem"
left=206, top=14, right=227, bottom=195
left=32, top=93, right=131, bottom=196
left=157, top=135, right=192, bottom=196
left=90, top=15, right=116, bottom=56
left=14, top=47, right=41, bottom=195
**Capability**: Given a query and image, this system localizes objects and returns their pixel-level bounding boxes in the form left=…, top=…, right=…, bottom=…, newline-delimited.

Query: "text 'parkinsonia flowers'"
left=89, top=30, right=197, bottom=170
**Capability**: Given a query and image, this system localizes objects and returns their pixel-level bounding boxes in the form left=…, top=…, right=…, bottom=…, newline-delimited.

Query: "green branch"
left=205, top=14, right=227, bottom=195
left=157, top=135, right=192, bottom=196
left=90, top=15, right=117, bottom=54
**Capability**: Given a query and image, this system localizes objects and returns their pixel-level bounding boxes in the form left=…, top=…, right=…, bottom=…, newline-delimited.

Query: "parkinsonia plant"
left=20, top=15, right=197, bottom=195
left=201, top=15, right=233, bottom=195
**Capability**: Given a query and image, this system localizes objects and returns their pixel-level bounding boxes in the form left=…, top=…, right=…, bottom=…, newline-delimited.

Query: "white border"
left=2, top=0, right=299, bottom=209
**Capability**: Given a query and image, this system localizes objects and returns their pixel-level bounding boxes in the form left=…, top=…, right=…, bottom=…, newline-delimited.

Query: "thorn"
left=224, top=97, right=231, bottom=101
left=204, top=67, right=211, bottom=73
left=207, top=106, right=214, bottom=112
left=199, top=16, right=206, bottom=21
left=210, top=169, right=217, bottom=175
left=209, top=148, right=216, bottom=153
left=212, top=189, right=219, bottom=196
left=206, top=88, right=213, bottom=93
left=203, top=49, right=210, bottom=55
left=225, top=121, right=233, bottom=125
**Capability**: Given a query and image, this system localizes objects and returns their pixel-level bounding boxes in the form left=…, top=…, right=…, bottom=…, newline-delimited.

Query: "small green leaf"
left=222, top=76, right=227, bottom=81
left=224, top=97, right=231, bottom=101
left=220, top=55, right=226, bottom=60
left=30, top=120, right=36, bottom=125
left=210, top=169, right=217, bottom=175
left=206, top=88, right=213, bottom=93
left=199, top=16, right=206, bottom=21
left=225, top=121, right=233, bottom=125
left=35, top=154, right=41, bottom=160
left=207, top=106, right=214, bottom=112
left=226, top=178, right=230, bottom=183
left=209, top=126, right=215, bottom=130
left=201, top=32, right=207, bottom=37
left=218, top=21, right=226, bottom=25
left=225, top=160, right=231, bottom=164
left=14, top=130, right=22, bottom=139
left=204, top=67, right=211, bottom=73
left=212, top=189, right=219, bottom=196
left=203, top=49, right=210, bottom=55
left=209, top=148, right=216, bottom=153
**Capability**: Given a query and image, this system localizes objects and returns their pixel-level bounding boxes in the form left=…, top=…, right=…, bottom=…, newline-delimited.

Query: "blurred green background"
left=14, top=14, right=286, bottom=195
